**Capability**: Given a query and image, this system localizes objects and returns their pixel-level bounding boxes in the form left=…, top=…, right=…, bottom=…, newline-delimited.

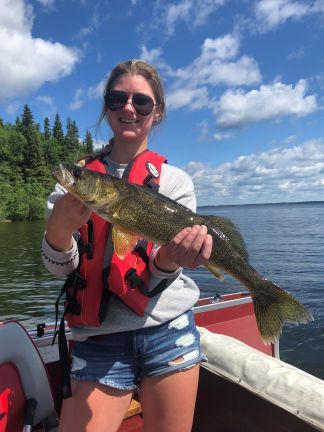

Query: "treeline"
left=0, top=104, right=95, bottom=221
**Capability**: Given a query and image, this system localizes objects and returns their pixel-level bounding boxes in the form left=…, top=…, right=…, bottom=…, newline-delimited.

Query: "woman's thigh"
left=139, top=365, right=200, bottom=432
left=58, top=379, right=133, bottom=432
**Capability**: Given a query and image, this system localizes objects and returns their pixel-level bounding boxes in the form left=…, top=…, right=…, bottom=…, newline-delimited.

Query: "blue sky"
left=1, top=0, right=324, bottom=205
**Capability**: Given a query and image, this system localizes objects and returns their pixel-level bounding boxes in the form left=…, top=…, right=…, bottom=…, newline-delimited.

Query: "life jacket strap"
left=143, top=173, right=160, bottom=191
left=78, top=219, right=94, bottom=259
left=124, top=267, right=149, bottom=295
left=57, top=314, right=72, bottom=399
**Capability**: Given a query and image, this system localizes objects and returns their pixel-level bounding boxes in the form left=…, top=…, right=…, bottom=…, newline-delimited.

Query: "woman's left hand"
left=154, top=225, right=213, bottom=272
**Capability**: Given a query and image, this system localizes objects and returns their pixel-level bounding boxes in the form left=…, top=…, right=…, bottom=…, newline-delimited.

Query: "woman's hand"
left=154, top=225, right=213, bottom=272
left=46, top=193, right=92, bottom=252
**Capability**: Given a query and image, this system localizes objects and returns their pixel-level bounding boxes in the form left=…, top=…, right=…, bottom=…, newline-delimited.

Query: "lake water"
left=0, top=202, right=323, bottom=379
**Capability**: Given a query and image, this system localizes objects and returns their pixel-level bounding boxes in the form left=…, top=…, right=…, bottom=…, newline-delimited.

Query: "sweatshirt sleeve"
left=41, top=184, right=80, bottom=277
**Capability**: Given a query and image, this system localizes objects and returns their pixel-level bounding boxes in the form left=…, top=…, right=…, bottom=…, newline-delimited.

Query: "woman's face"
left=107, top=73, right=159, bottom=146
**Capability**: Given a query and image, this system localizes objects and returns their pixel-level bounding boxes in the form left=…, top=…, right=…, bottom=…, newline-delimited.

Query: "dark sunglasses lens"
left=105, top=92, right=128, bottom=111
left=132, top=94, right=154, bottom=116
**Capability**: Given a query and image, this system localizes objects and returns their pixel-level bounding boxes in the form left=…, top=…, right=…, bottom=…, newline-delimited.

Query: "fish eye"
left=73, top=167, right=83, bottom=178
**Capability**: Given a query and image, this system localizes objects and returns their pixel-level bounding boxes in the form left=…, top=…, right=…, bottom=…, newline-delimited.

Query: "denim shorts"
left=70, top=310, right=205, bottom=390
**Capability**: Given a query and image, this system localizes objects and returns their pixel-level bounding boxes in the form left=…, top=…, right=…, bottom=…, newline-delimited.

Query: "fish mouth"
left=52, top=164, right=75, bottom=188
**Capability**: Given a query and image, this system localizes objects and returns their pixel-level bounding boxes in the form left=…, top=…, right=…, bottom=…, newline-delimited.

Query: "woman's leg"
left=58, top=379, right=133, bottom=432
left=139, top=364, right=200, bottom=432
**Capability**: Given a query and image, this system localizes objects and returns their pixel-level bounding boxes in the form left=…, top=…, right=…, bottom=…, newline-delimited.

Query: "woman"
left=42, top=59, right=212, bottom=432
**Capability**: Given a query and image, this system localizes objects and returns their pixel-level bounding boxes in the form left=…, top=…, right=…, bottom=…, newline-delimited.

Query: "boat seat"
left=124, top=398, right=142, bottom=419
left=0, top=321, right=58, bottom=432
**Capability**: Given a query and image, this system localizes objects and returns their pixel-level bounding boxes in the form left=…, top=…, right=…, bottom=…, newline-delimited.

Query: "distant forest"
left=0, top=104, right=95, bottom=221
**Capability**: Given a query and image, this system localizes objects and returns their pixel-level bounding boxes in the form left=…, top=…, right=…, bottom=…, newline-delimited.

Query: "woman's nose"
left=123, top=96, right=135, bottom=112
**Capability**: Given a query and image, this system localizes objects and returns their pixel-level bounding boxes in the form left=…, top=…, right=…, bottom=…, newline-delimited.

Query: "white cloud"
left=184, top=139, right=324, bottom=205
left=36, top=95, right=53, bottom=106
left=213, top=131, right=232, bottom=141
left=140, top=45, right=163, bottom=64
left=254, top=0, right=324, bottom=31
left=172, top=34, right=261, bottom=87
left=88, top=79, right=106, bottom=99
left=288, top=46, right=305, bottom=61
left=165, top=33, right=261, bottom=113
left=36, top=95, right=56, bottom=118
left=215, top=80, right=317, bottom=128
left=93, top=139, right=106, bottom=149
left=69, top=88, right=85, bottom=111
left=0, top=0, right=79, bottom=104
left=158, top=0, right=226, bottom=36
left=167, top=87, right=209, bottom=110
left=283, top=135, right=297, bottom=144
left=197, top=120, right=232, bottom=142
left=73, top=3, right=104, bottom=40
left=35, top=0, right=55, bottom=8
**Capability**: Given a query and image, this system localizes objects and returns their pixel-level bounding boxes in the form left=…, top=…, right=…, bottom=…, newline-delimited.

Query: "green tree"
left=0, top=105, right=89, bottom=221
left=65, top=117, right=79, bottom=152
left=44, top=117, right=51, bottom=140
left=19, top=105, right=47, bottom=181
left=21, top=104, right=34, bottom=131
left=53, top=112, right=64, bottom=144
left=83, top=130, right=94, bottom=153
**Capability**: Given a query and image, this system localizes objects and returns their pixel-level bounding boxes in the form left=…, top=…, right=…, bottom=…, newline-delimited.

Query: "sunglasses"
left=105, top=91, right=156, bottom=116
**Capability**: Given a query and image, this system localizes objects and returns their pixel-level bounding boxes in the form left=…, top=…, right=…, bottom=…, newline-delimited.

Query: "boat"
left=1, top=292, right=324, bottom=432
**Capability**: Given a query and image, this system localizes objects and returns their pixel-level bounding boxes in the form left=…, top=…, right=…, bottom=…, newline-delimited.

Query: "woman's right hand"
left=45, top=193, right=92, bottom=252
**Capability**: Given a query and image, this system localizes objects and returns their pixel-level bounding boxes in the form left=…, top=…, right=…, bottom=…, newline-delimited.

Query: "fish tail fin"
left=252, top=280, right=314, bottom=344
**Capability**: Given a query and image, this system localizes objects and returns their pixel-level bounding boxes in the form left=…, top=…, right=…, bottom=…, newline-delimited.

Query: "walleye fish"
left=52, top=163, right=313, bottom=343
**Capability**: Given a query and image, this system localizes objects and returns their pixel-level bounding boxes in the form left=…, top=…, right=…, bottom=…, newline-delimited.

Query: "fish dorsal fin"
left=112, top=226, right=139, bottom=259
left=206, top=215, right=249, bottom=261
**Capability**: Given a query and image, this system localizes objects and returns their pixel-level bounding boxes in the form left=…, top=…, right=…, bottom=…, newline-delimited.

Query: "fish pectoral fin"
left=112, top=226, right=139, bottom=259
left=203, top=263, right=225, bottom=281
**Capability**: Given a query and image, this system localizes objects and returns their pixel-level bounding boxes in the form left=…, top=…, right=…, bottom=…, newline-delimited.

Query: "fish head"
left=52, top=163, right=77, bottom=190
left=52, top=164, right=119, bottom=206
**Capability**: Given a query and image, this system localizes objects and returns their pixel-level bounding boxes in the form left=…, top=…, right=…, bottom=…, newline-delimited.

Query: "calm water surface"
left=0, top=202, right=323, bottom=379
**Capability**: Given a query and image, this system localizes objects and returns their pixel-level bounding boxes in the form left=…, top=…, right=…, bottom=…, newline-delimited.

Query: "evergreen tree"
left=83, top=130, right=94, bottom=153
left=15, top=116, right=22, bottom=131
left=21, top=104, right=34, bottom=131
left=65, top=117, right=79, bottom=152
left=52, top=113, right=64, bottom=146
left=0, top=106, right=93, bottom=221
left=72, top=120, right=79, bottom=149
left=64, top=117, right=81, bottom=163
left=44, top=117, right=51, bottom=140
left=19, top=104, right=47, bottom=182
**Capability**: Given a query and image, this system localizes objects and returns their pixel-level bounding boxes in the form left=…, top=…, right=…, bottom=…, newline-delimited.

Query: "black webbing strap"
left=143, top=174, right=159, bottom=191
left=124, top=266, right=170, bottom=298
left=58, top=312, right=72, bottom=399
left=52, top=270, right=85, bottom=400
left=52, top=276, right=74, bottom=400
left=135, top=241, right=150, bottom=265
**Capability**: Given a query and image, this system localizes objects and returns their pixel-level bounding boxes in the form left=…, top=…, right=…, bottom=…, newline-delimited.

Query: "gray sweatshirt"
left=41, top=156, right=200, bottom=341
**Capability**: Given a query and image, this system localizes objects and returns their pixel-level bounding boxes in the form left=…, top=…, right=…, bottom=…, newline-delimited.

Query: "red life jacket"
left=64, top=149, right=167, bottom=328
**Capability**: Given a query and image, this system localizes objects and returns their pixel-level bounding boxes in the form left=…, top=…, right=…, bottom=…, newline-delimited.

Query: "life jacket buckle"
left=124, top=267, right=140, bottom=288
left=143, top=174, right=159, bottom=192
left=79, top=242, right=93, bottom=259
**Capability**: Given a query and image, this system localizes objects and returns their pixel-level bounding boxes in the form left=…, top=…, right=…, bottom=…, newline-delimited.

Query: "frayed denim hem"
left=71, top=373, right=137, bottom=391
